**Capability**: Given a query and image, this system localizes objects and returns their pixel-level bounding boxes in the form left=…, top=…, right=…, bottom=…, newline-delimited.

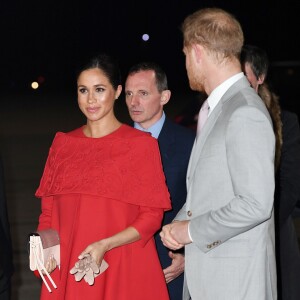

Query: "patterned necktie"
left=197, top=99, right=209, bottom=137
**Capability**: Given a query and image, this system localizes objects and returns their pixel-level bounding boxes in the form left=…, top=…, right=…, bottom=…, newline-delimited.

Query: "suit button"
left=207, top=244, right=212, bottom=249
left=187, top=210, right=192, bottom=217
left=213, top=241, right=221, bottom=246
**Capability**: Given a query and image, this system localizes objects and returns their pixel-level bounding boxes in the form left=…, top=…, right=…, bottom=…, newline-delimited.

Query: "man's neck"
left=205, top=60, right=242, bottom=95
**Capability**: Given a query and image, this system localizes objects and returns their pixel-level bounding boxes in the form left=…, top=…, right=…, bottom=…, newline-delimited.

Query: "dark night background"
left=1, top=2, right=300, bottom=298
left=1, top=1, right=300, bottom=109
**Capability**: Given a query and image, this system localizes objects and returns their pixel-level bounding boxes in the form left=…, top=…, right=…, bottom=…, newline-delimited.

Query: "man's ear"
left=160, top=90, right=171, bottom=105
left=192, top=44, right=203, bottom=63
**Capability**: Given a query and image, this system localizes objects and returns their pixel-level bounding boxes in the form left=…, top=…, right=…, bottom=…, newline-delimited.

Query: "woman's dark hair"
left=241, top=44, right=282, bottom=170
left=240, top=45, right=269, bottom=79
left=77, top=53, right=121, bottom=90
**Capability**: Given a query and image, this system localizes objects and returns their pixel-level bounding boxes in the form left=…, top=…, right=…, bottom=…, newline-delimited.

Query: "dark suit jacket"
left=275, top=110, right=300, bottom=300
left=0, top=157, right=13, bottom=295
left=155, top=118, right=195, bottom=299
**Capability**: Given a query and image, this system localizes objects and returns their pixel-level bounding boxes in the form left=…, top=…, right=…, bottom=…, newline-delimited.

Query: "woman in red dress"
left=35, top=54, right=171, bottom=299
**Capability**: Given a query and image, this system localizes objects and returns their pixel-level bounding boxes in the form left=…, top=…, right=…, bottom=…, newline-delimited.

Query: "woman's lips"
left=87, top=107, right=99, bottom=113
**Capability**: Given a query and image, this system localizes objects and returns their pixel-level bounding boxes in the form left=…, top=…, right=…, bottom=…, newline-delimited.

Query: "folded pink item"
left=70, top=254, right=109, bottom=286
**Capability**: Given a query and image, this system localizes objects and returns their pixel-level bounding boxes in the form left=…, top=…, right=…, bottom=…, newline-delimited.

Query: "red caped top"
left=35, top=124, right=171, bottom=300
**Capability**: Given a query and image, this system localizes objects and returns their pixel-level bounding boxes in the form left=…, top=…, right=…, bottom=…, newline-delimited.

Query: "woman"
left=241, top=44, right=300, bottom=300
left=35, top=54, right=171, bottom=299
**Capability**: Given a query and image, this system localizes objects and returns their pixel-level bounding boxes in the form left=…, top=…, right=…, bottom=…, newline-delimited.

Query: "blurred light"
left=31, top=81, right=39, bottom=89
left=142, top=34, right=150, bottom=41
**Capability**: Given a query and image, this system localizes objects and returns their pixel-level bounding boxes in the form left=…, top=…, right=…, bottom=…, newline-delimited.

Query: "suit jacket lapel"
left=187, top=102, right=223, bottom=180
left=158, top=118, right=175, bottom=163
left=187, top=76, right=250, bottom=184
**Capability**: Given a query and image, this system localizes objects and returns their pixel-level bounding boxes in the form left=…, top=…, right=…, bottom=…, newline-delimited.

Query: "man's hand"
left=163, top=252, right=184, bottom=283
left=160, top=221, right=191, bottom=250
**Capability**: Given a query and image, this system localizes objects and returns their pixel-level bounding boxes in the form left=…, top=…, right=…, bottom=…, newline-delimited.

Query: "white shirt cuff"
left=188, top=221, right=193, bottom=242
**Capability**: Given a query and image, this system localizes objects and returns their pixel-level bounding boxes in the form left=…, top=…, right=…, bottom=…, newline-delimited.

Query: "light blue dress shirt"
left=134, top=112, right=166, bottom=139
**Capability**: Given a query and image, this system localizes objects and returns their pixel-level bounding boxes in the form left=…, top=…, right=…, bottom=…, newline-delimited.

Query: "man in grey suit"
left=125, top=62, right=195, bottom=299
left=160, top=8, right=277, bottom=300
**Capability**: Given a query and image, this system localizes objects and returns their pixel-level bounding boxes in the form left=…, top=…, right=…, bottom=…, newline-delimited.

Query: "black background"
left=1, top=0, right=300, bottom=114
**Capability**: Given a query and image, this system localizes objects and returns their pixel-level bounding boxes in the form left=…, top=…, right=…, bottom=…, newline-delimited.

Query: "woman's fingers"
left=44, top=255, right=57, bottom=274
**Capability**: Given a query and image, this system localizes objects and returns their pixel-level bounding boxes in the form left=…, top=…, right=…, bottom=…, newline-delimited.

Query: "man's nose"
left=130, top=94, right=139, bottom=106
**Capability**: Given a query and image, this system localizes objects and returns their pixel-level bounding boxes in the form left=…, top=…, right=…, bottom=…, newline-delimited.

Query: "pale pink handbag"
left=29, top=229, right=60, bottom=292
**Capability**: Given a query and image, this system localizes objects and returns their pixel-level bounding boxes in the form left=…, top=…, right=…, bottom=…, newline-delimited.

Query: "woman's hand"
left=79, top=239, right=109, bottom=267
left=44, top=255, right=57, bottom=274
left=79, top=226, right=140, bottom=266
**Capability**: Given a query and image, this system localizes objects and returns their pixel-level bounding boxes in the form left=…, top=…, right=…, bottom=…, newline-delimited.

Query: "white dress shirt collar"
left=207, top=72, right=244, bottom=116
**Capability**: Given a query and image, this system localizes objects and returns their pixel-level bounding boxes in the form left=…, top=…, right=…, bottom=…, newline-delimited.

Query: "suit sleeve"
left=277, top=112, right=300, bottom=226
left=174, top=203, right=188, bottom=221
left=189, top=106, right=275, bottom=252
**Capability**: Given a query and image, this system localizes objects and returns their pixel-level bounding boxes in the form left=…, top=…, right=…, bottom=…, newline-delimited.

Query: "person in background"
left=125, top=62, right=195, bottom=300
left=0, top=157, right=13, bottom=300
left=34, top=53, right=171, bottom=299
left=241, top=44, right=300, bottom=300
left=160, top=8, right=276, bottom=299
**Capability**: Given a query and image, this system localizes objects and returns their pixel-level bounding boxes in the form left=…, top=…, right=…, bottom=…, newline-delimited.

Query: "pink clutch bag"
left=28, top=229, right=60, bottom=292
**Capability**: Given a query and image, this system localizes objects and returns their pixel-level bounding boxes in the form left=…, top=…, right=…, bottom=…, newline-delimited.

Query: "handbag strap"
left=30, top=238, right=57, bottom=293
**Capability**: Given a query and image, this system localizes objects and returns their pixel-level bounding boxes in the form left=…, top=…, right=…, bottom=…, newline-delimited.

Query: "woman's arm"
left=79, top=206, right=164, bottom=266
left=37, top=196, right=54, bottom=230
left=36, top=196, right=57, bottom=275
left=79, top=226, right=140, bottom=266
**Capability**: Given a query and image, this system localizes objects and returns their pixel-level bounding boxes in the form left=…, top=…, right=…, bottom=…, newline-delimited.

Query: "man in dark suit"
left=125, top=62, right=195, bottom=299
left=0, top=157, right=13, bottom=300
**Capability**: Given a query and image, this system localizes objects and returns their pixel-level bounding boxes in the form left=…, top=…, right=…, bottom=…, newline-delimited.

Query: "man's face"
left=125, top=70, right=166, bottom=129
left=243, top=62, right=260, bottom=92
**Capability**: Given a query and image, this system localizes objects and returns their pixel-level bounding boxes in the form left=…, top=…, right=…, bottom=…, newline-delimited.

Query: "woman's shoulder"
left=48, top=127, right=84, bottom=150
left=119, top=124, right=154, bottom=140
left=65, top=126, right=85, bottom=137
left=50, top=126, right=84, bottom=140
left=115, top=125, right=159, bottom=155
left=50, top=125, right=156, bottom=150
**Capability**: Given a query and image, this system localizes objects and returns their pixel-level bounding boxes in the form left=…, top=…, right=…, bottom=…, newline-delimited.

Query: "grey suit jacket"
left=175, top=77, right=277, bottom=300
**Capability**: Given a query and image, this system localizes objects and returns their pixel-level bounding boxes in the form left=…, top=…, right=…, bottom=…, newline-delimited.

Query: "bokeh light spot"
left=142, top=34, right=150, bottom=41
left=31, top=82, right=39, bottom=89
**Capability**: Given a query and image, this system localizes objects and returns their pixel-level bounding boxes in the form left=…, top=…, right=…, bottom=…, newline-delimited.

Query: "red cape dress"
left=35, top=124, right=171, bottom=300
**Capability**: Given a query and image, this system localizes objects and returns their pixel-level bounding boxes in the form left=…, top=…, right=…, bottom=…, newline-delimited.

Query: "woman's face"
left=77, top=68, right=122, bottom=123
left=243, top=62, right=260, bottom=93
